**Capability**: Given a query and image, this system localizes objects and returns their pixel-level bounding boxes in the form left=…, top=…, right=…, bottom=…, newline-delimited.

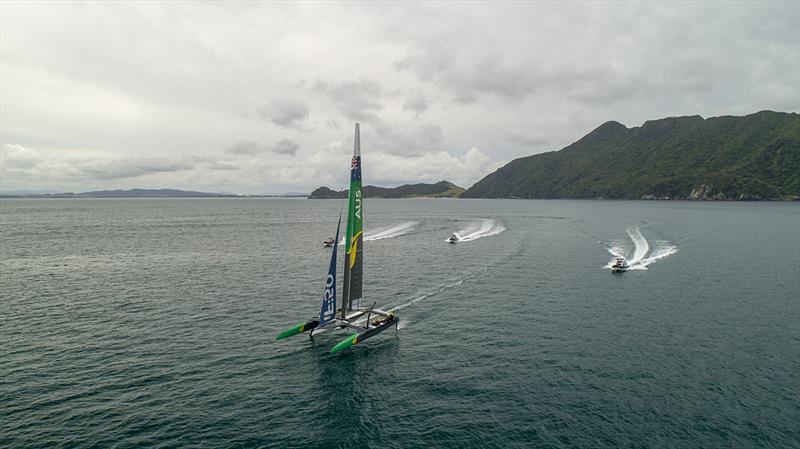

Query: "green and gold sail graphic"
left=342, top=124, right=364, bottom=317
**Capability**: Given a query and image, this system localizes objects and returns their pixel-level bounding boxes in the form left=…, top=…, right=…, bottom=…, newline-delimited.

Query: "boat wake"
left=379, top=232, right=521, bottom=326
left=605, top=226, right=677, bottom=270
left=389, top=279, right=465, bottom=312
left=339, top=221, right=418, bottom=244
left=366, top=221, right=418, bottom=241
left=445, top=219, right=505, bottom=242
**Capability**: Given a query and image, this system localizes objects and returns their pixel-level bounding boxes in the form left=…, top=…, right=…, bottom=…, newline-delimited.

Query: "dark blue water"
left=2, top=199, right=798, bottom=448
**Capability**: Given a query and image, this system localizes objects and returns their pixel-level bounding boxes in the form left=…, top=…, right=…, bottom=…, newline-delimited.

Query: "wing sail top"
left=342, top=123, right=364, bottom=316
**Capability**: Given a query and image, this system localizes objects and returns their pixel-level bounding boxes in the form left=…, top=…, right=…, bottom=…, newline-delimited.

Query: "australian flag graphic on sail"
left=350, top=156, right=361, bottom=181
left=319, top=214, right=341, bottom=325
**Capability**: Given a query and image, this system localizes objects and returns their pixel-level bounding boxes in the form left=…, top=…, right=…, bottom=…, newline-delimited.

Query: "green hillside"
left=461, top=111, right=800, bottom=200
left=309, top=180, right=464, bottom=199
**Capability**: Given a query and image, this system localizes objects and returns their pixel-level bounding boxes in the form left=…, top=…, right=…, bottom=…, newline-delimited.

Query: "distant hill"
left=2, top=188, right=239, bottom=198
left=309, top=181, right=464, bottom=199
left=462, top=111, right=800, bottom=200
left=309, top=186, right=344, bottom=199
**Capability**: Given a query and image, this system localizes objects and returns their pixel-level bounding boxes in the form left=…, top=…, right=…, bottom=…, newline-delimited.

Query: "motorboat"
left=611, top=257, right=629, bottom=273
left=448, top=233, right=459, bottom=243
left=323, top=237, right=335, bottom=247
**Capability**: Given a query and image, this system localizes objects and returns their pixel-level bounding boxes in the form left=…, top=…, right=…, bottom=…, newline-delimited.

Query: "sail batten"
left=342, top=123, right=364, bottom=317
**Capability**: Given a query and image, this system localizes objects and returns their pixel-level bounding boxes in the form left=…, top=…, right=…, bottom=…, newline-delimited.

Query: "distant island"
left=0, top=188, right=306, bottom=198
left=462, top=110, right=800, bottom=200
left=309, top=180, right=464, bottom=199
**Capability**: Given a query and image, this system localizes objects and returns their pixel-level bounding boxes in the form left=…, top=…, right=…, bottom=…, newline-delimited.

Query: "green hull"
left=276, top=320, right=319, bottom=340
left=330, top=334, right=359, bottom=353
left=276, top=323, right=304, bottom=340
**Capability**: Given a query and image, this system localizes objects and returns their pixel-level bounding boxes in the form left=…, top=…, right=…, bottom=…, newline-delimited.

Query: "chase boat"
left=611, top=257, right=629, bottom=273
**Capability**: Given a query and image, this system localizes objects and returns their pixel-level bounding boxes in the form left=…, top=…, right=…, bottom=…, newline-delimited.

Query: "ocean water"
left=1, top=198, right=798, bottom=448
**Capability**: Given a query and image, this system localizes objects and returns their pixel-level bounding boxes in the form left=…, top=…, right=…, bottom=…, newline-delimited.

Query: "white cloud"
left=0, top=143, right=198, bottom=190
left=366, top=147, right=503, bottom=188
left=1, top=143, right=39, bottom=170
left=0, top=2, right=797, bottom=194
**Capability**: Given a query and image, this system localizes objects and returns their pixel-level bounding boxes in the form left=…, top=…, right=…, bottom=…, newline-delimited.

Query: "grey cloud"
left=226, top=138, right=299, bottom=156
left=313, top=77, right=383, bottom=121
left=393, top=49, right=455, bottom=84
left=206, top=161, right=239, bottom=170
left=226, top=140, right=270, bottom=155
left=421, top=125, right=443, bottom=145
left=79, top=156, right=194, bottom=180
left=1, top=3, right=796, bottom=194
left=0, top=151, right=195, bottom=182
left=270, top=138, right=300, bottom=155
left=507, top=132, right=550, bottom=147
left=365, top=123, right=445, bottom=157
left=403, top=92, right=428, bottom=116
left=257, top=99, right=309, bottom=128
left=391, top=2, right=799, bottom=109
left=396, top=50, right=590, bottom=102
left=453, top=91, right=477, bottom=104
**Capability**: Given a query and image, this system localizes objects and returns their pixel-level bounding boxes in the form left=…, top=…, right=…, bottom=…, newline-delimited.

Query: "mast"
left=341, top=123, right=364, bottom=317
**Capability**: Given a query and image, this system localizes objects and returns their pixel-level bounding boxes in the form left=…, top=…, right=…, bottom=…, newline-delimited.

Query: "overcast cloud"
left=1, top=2, right=798, bottom=194
left=256, top=99, right=309, bottom=129
left=225, top=138, right=299, bottom=156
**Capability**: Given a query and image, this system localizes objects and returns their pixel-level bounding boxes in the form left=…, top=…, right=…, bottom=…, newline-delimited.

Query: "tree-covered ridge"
left=309, top=181, right=464, bottom=199
left=461, top=111, right=800, bottom=200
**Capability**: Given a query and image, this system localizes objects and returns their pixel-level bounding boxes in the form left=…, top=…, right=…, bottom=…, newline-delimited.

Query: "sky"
left=1, top=1, right=798, bottom=194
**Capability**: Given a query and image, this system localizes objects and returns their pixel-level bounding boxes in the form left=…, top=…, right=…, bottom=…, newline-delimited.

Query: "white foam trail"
left=339, top=221, right=418, bottom=244
left=640, top=243, right=678, bottom=267
left=605, top=242, right=628, bottom=259
left=366, top=221, right=417, bottom=241
left=445, top=219, right=505, bottom=242
left=604, top=226, right=677, bottom=270
left=627, top=226, right=650, bottom=266
left=389, top=278, right=465, bottom=311
left=391, top=294, right=427, bottom=311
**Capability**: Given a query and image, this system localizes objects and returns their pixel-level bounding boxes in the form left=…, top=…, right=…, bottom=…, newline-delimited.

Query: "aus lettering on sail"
left=354, top=189, right=362, bottom=220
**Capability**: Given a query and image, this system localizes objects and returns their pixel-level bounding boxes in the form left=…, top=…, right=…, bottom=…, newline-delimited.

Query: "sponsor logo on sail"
left=321, top=274, right=335, bottom=321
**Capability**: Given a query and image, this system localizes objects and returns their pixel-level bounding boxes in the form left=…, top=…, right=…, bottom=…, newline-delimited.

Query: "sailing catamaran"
left=276, top=123, right=398, bottom=353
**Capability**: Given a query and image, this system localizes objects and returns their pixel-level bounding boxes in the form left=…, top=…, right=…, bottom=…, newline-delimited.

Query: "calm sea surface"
left=1, top=198, right=798, bottom=448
